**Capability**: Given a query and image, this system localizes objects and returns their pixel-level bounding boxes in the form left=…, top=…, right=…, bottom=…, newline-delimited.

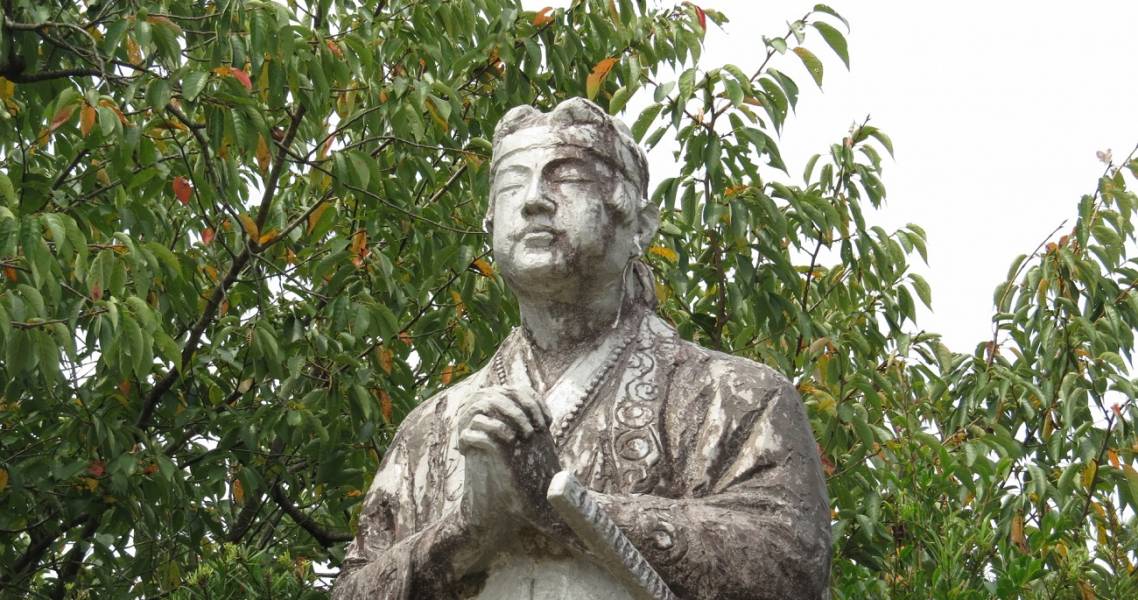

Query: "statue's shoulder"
left=649, top=315, right=796, bottom=409
left=394, top=364, right=491, bottom=435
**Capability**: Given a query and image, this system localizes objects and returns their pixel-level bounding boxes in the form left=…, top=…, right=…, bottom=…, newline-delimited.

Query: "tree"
left=0, top=1, right=1135, bottom=598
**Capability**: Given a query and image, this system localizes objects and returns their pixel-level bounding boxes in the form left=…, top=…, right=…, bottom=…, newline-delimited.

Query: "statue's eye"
left=494, top=173, right=529, bottom=196
left=549, top=165, right=593, bottom=184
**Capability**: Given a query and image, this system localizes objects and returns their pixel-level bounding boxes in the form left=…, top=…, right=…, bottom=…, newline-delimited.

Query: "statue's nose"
left=521, top=179, right=556, bottom=216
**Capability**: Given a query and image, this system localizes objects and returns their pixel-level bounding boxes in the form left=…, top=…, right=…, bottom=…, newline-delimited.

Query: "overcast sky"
left=523, top=1, right=1138, bottom=352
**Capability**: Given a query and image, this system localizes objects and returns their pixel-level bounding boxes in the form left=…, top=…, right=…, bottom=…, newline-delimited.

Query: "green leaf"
left=678, top=68, right=697, bottom=103
left=609, top=85, right=634, bottom=115
left=0, top=171, right=15, bottom=210
left=792, top=47, right=824, bottom=88
left=146, top=79, right=172, bottom=113
left=812, top=22, right=849, bottom=68
left=631, top=104, right=663, bottom=143
left=812, top=4, right=850, bottom=30
left=724, top=78, right=743, bottom=107
left=182, top=71, right=209, bottom=102
left=909, top=273, right=932, bottom=308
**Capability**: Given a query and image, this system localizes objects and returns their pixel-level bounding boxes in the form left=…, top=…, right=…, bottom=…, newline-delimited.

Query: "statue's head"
left=487, top=98, right=658, bottom=304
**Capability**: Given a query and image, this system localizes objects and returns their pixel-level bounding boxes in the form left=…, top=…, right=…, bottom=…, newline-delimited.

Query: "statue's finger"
left=469, top=414, right=516, bottom=443
left=505, top=386, right=549, bottom=429
left=481, top=394, right=534, bottom=438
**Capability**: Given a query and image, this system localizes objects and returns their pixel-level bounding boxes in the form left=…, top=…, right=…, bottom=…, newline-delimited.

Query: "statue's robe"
left=332, top=310, right=831, bottom=599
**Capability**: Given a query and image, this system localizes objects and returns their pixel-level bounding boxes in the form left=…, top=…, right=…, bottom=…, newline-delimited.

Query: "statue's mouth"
left=515, top=225, right=561, bottom=247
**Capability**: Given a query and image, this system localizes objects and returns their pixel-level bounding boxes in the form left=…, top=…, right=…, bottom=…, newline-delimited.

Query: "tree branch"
left=0, top=66, right=100, bottom=83
left=253, top=105, right=307, bottom=234
left=48, top=512, right=102, bottom=600
left=269, top=483, right=351, bottom=547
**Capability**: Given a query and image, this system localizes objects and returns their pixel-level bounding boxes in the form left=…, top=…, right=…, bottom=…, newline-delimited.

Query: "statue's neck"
left=516, top=284, right=633, bottom=385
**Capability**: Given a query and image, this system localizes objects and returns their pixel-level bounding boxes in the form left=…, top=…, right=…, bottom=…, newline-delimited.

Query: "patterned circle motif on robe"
left=610, top=315, right=676, bottom=494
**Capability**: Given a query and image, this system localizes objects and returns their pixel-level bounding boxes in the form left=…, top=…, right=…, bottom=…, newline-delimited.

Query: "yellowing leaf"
left=350, top=230, right=368, bottom=268
left=377, top=346, right=394, bottom=374
left=238, top=214, right=259, bottom=239
left=1011, top=512, right=1028, bottom=553
left=0, top=467, right=7, bottom=492
left=232, top=478, right=245, bottom=504
left=793, top=46, right=824, bottom=88
left=306, top=201, right=330, bottom=234
left=126, top=36, right=143, bottom=65
left=451, top=290, right=465, bottom=318
left=426, top=100, right=449, bottom=131
left=255, top=135, right=271, bottom=174
left=1082, top=460, right=1098, bottom=489
left=440, top=365, right=454, bottom=385
left=377, top=389, right=393, bottom=423
left=472, top=257, right=494, bottom=277
left=146, top=15, right=183, bottom=35
left=648, top=245, right=678, bottom=263
left=586, top=57, right=619, bottom=100
left=80, top=104, right=97, bottom=136
left=258, top=229, right=278, bottom=246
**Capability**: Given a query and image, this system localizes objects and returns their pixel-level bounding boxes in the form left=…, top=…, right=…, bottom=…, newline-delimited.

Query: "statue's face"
left=490, top=143, right=633, bottom=297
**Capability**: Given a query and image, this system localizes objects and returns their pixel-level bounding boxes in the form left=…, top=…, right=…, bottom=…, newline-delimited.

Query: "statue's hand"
left=457, top=386, right=561, bottom=534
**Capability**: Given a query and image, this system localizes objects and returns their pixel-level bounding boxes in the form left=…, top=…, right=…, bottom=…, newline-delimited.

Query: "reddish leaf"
left=213, top=66, right=252, bottom=91
left=230, top=68, right=253, bottom=91
left=3, top=266, right=17, bottom=283
left=172, top=176, right=193, bottom=205
left=88, top=460, right=106, bottom=477
left=325, top=39, right=344, bottom=59
left=532, top=7, right=553, bottom=27
left=48, top=104, right=76, bottom=133
left=201, top=227, right=215, bottom=246
left=685, top=2, right=707, bottom=31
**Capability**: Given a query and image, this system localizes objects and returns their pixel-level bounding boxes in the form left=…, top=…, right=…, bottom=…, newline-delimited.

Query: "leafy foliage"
left=0, top=1, right=1135, bottom=598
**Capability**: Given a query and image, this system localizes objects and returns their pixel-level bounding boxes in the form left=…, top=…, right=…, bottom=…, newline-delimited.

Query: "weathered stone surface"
left=332, top=98, right=831, bottom=600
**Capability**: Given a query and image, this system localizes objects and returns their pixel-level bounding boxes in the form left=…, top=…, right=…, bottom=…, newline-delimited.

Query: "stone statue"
left=332, top=98, right=831, bottom=600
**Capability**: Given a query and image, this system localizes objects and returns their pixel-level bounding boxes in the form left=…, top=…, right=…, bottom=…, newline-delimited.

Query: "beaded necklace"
left=493, top=318, right=639, bottom=445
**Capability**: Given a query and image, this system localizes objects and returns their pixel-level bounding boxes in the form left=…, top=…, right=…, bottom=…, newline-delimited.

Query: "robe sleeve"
left=595, top=359, right=832, bottom=600
left=331, top=413, right=473, bottom=600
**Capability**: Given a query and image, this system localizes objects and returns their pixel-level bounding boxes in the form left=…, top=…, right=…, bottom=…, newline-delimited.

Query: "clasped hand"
left=455, top=385, right=562, bottom=537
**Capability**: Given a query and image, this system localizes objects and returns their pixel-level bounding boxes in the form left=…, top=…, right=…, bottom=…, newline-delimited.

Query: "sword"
left=546, top=470, right=679, bottom=600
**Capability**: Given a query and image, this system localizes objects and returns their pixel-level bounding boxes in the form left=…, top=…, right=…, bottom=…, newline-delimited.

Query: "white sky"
left=526, top=0, right=1138, bottom=352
